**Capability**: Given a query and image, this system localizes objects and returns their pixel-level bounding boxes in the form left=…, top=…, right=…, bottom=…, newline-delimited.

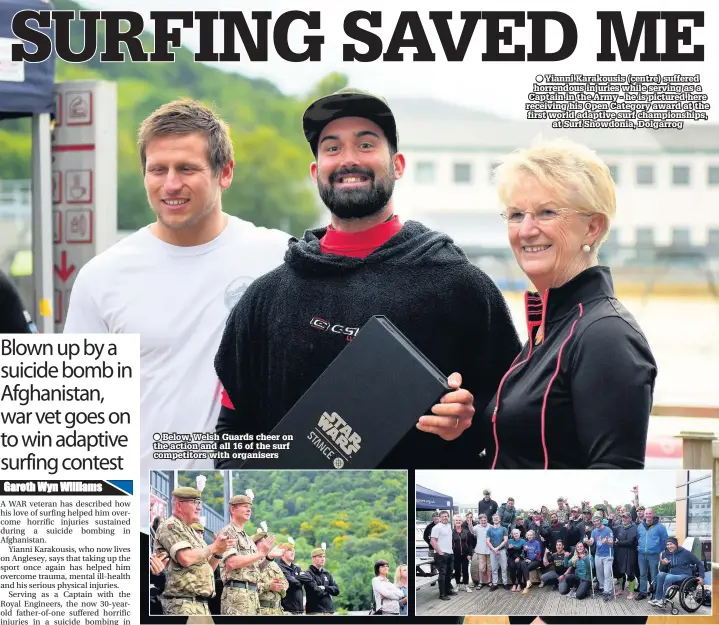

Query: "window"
left=708, top=165, right=719, bottom=186
left=634, top=228, right=655, bottom=262
left=489, top=161, right=500, bottom=183
left=708, top=228, right=719, bottom=251
left=672, top=165, right=690, bottom=186
left=687, top=472, right=712, bottom=538
left=636, top=165, right=654, bottom=186
left=687, top=495, right=711, bottom=538
left=601, top=229, right=619, bottom=257
left=607, top=164, right=619, bottom=183
left=672, top=228, right=691, bottom=247
left=636, top=228, right=655, bottom=246
left=687, top=471, right=711, bottom=496
left=415, top=162, right=435, bottom=184
left=453, top=163, right=472, bottom=184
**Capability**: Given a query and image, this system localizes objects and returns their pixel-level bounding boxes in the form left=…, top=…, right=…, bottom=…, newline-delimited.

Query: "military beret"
left=229, top=495, right=253, bottom=505
left=250, top=521, right=269, bottom=543
left=229, top=488, right=255, bottom=506
left=278, top=536, right=295, bottom=551
left=190, top=522, right=204, bottom=532
left=173, top=487, right=201, bottom=500
left=311, top=542, right=327, bottom=558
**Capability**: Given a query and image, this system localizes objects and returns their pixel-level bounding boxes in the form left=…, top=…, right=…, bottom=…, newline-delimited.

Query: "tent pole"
left=31, top=112, right=54, bottom=333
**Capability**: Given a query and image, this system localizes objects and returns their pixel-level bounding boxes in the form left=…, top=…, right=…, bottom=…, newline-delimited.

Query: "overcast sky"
left=79, top=0, right=717, bottom=121
left=414, top=470, right=708, bottom=510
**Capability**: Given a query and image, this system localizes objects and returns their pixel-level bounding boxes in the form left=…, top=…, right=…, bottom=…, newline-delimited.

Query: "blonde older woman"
left=452, top=514, right=474, bottom=591
left=481, top=137, right=657, bottom=470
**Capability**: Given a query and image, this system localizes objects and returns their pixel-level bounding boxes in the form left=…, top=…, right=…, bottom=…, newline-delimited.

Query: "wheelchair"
left=650, top=574, right=707, bottom=615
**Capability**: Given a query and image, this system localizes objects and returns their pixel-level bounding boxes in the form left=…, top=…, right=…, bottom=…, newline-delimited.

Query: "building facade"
left=387, top=99, right=719, bottom=268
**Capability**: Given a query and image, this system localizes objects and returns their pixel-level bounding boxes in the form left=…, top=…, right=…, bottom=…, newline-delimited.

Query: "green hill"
left=178, top=469, right=408, bottom=612
left=1, top=0, right=348, bottom=234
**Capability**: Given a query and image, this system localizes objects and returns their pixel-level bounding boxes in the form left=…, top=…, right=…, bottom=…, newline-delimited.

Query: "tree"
left=303, top=72, right=350, bottom=104
left=335, top=555, right=374, bottom=612
left=650, top=501, right=676, bottom=517
left=168, top=469, right=406, bottom=611
left=2, top=0, right=337, bottom=235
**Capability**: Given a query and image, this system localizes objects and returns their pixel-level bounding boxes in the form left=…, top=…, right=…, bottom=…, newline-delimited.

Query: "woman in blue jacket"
left=520, top=529, right=544, bottom=594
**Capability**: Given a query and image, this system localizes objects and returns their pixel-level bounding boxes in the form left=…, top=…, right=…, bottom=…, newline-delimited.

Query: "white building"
left=454, top=503, right=479, bottom=518
left=388, top=99, right=719, bottom=260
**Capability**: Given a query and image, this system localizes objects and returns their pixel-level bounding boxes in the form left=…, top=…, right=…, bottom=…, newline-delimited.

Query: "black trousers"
left=520, top=559, right=543, bottom=583
left=541, top=570, right=564, bottom=586
left=559, top=574, right=592, bottom=599
left=434, top=553, right=454, bottom=597
left=508, top=557, right=525, bottom=585
left=453, top=554, right=469, bottom=585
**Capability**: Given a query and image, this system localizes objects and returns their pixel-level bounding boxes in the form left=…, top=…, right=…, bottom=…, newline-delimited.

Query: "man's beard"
left=317, top=164, right=394, bottom=219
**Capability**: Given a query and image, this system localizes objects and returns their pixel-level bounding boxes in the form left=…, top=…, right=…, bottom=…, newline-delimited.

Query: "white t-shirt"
left=430, top=521, right=453, bottom=554
left=474, top=524, right=490, bottom=555
left=63, top=215, right=290, bottom=531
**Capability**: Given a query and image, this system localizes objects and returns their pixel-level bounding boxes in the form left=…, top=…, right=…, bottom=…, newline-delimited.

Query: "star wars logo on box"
left=307, top=411, right=362, bottom=469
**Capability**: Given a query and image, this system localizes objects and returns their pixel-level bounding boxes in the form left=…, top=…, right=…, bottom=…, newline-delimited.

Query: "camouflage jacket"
left=218, top=522, right=261, bottom=584
left=258, top=559, right=289, bottom=605
left=155, top=515, right=215, bottom=598
left=552, top=507, right=570, bottom=525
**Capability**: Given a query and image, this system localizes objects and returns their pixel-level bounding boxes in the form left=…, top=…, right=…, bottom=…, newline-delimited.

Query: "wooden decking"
left=416, top=583, right=711, bottom=617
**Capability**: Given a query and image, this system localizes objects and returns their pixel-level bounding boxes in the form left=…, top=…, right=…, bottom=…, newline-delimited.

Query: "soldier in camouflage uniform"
left=191, top=522, right=223, bottom=616
left=252, top=524, right=289, bottom=615
left=217, top=489, right=286, bottom=616
left=155, top=487, right=231, bottom=616
left=552, top=497, right=570, bottom=525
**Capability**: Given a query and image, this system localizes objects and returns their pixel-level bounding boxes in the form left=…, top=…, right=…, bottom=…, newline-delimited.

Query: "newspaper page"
left=1, top=0, right=717, bottom=624
left=0, top=336, right=140, bottom=624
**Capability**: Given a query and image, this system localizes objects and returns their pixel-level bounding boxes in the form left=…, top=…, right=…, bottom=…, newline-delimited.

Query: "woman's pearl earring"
left=582, top=244, right=591, bottom=253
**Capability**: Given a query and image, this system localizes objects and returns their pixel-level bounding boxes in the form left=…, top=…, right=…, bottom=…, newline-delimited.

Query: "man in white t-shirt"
left=63, top=99, right=290, bottom=533
left=430, top=511, right=455, bottom=601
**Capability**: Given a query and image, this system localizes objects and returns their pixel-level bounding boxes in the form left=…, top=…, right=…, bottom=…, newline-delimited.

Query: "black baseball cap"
left=302, top=87, right=398, bottom=157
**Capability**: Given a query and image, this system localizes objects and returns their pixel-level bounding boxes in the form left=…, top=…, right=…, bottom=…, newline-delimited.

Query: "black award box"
left=238, top=315, right=451, bottom=469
